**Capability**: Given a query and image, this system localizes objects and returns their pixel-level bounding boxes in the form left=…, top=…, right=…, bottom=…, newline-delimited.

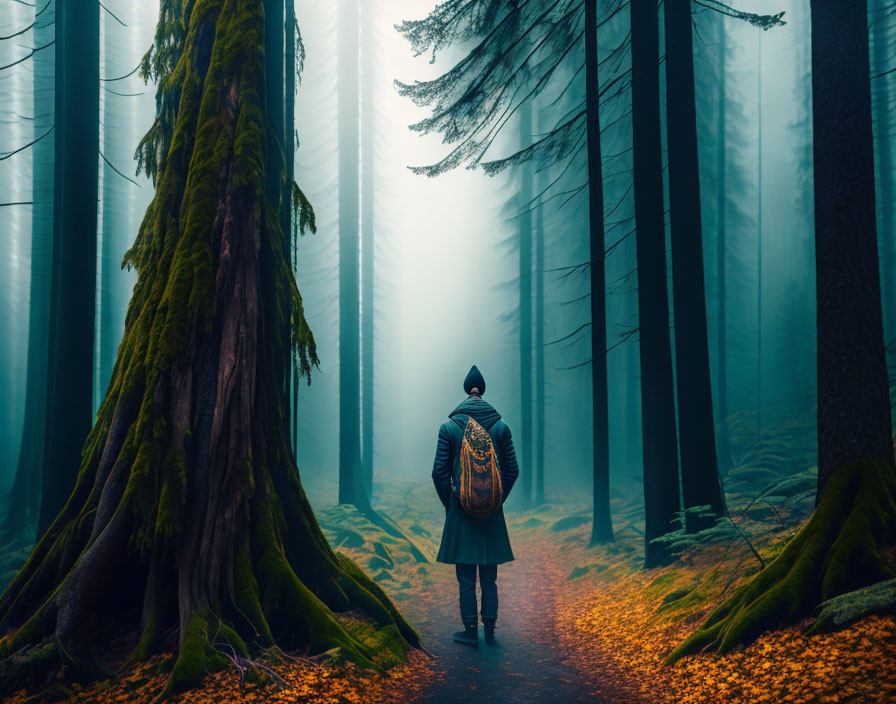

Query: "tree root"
left=667, top=459, right=896, bottom=663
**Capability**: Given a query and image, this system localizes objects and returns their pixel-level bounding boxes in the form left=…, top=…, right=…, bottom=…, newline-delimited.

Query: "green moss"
left=162, top=610, right=227, bottom=697
left=667, top=459, right=896, bottom=664
left=661, top=588, right=692, bottom=606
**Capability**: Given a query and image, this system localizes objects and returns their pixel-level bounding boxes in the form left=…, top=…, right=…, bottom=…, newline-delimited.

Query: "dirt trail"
left=402, top=532, right=612, bottom=704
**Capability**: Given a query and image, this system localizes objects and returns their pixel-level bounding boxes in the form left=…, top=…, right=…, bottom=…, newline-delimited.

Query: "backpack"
left=456, top=416, right=503, bottom=517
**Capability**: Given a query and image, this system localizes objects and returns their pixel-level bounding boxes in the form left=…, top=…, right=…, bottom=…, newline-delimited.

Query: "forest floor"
left=2, top=471, right=895, bottom=703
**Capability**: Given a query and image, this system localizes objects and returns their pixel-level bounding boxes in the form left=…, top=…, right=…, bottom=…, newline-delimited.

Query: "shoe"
left=452, top=624, right=479, bottom=647
left=483, top=618, right=496, bottom=646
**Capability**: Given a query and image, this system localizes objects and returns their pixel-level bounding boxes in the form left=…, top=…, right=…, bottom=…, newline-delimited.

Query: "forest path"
left=315, top=481, right=652, bottom=704
left=404, top=533, right=613, bottom=704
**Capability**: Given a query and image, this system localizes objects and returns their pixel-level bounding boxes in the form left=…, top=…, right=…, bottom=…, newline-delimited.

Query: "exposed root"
left=667, top=459, right=896, bottom=663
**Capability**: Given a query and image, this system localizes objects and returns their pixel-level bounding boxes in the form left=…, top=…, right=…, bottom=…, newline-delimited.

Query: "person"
left=431, top=365, right=520, bottom=647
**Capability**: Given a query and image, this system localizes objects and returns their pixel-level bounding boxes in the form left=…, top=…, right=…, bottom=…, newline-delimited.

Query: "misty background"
left=1, top=0, right=888, bottom=516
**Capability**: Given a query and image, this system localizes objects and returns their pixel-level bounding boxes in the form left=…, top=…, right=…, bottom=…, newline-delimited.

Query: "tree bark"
left=37, top=0, right=100, bottom=537
left=663, top=0, right=725, bottom=525
left=0, top=2, right=416, bottom=696
left=812, top=0, right=894, bottom=494
left=585, top=0, right=613, bottom=545
left=871, top=0, right=896, bottom=391
left=631, top=0, right=680, bottom=567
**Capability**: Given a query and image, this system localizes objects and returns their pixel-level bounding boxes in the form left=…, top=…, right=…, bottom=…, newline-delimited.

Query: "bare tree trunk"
left=38, top=0, right=100, bottom=537
left=338, top=0, right=364, bottom=507
left=361, top=0, right=375, bottom=498
left=664, top=0, right=725, bottom=527
left=585, top=0, right=613, bottom=545
left=812, top=0, right=894, bottom=494
left=715, top=13, right=732, bottom=474
left=534, top=119, right=546, bottom=507
left=519, top=101, right=534, bottom=507
left=631, top=0, right=680, bottom=567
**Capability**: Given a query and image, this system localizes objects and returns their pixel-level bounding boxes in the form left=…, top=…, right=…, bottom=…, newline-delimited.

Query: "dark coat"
left=432, top=396, right=519, bottom=565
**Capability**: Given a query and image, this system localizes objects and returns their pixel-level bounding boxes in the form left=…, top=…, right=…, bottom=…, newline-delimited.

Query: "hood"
left=449, top=396, right=502, bottom=430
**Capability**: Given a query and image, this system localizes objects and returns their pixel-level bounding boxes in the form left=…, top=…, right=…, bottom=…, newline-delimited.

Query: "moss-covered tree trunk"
left=669, top=0, right=896, bottom=662
left=0, top=0, right=417, bottom=696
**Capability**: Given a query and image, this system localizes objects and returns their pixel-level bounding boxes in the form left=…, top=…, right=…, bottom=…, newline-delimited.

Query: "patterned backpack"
left=457, top=417, right=503, bottom=517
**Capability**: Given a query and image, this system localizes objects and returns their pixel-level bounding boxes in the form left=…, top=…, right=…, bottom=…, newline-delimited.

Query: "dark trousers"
left=455, top=563, right=498, bottom=623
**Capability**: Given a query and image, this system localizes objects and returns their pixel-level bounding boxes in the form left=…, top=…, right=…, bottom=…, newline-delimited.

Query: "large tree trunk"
left=2, top=0, right=56, bottom=539
left=361, top=0, right=375, bottom=499
left=37, top=0, right=100, bottom=537
left=631, top=0, right=680, bottom=568
left=338, top=0, right=364, bottom=507
left=0, top=2, right=417, bottom=696
left=813, top=0, right=893, bottom=495
left=585, top=0, right=613, bottom=545
left=669, top=1, right=896, bottom=662
left=663, top=0, right=726, bottom=526
left=519, top=101, right=534, bottom=508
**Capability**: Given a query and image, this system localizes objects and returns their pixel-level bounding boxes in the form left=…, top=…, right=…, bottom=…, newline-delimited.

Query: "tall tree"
left=663, top=0, right=726, bottom=526
left=714, top=11, right=733, bottom=473
left=670, top=0, right=896, bottom=659
left=584, top=0, right=613, bottom=545
left=519, top=100, right=534, bottom=508
left=338, top=0, right=363, bottom=506
left=755, top=27, right=764, bottom=432
left=630, top=0, right=680, bottom=567
left=360, top=0, right=375, bottom=498
left=0, top=2, right=416, bottom=695
left=37, top=0, right=100, bottom=537
left=2, top=0, right=55, bottom=538
left=534, top=135, right=546, bottom=507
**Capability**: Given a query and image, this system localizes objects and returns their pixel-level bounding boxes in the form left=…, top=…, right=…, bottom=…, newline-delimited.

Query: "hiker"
left=431, top=365, right=520, bottom=647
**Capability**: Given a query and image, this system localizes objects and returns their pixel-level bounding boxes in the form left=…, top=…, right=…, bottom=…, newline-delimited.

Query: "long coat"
left=432, top=396, right=520, bottom=565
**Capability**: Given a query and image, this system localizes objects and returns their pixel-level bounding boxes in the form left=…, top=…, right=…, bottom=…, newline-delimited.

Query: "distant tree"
left=397, top=0, right=621, bottom=544
left=338, top=0, right=363, bottom=507
left=2, top=0, right=55, bottom=540
left=0, top=2, right=416, bottom=695
left=670, top=0, right=896, bottom=660
left=714, top=12, right=733, bottom=473
left=37, top=0, right=100, bottom=536
left=519, top=99, right=535, bottom=507
left=534, top=131, right=546, bottom=507
left=361, top=0, right=375, bottom=498
left=630, top=0, right=681, bottom=567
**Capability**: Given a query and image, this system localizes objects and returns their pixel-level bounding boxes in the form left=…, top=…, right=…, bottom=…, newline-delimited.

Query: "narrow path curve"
left=406, top=533, right=614, bottom=704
